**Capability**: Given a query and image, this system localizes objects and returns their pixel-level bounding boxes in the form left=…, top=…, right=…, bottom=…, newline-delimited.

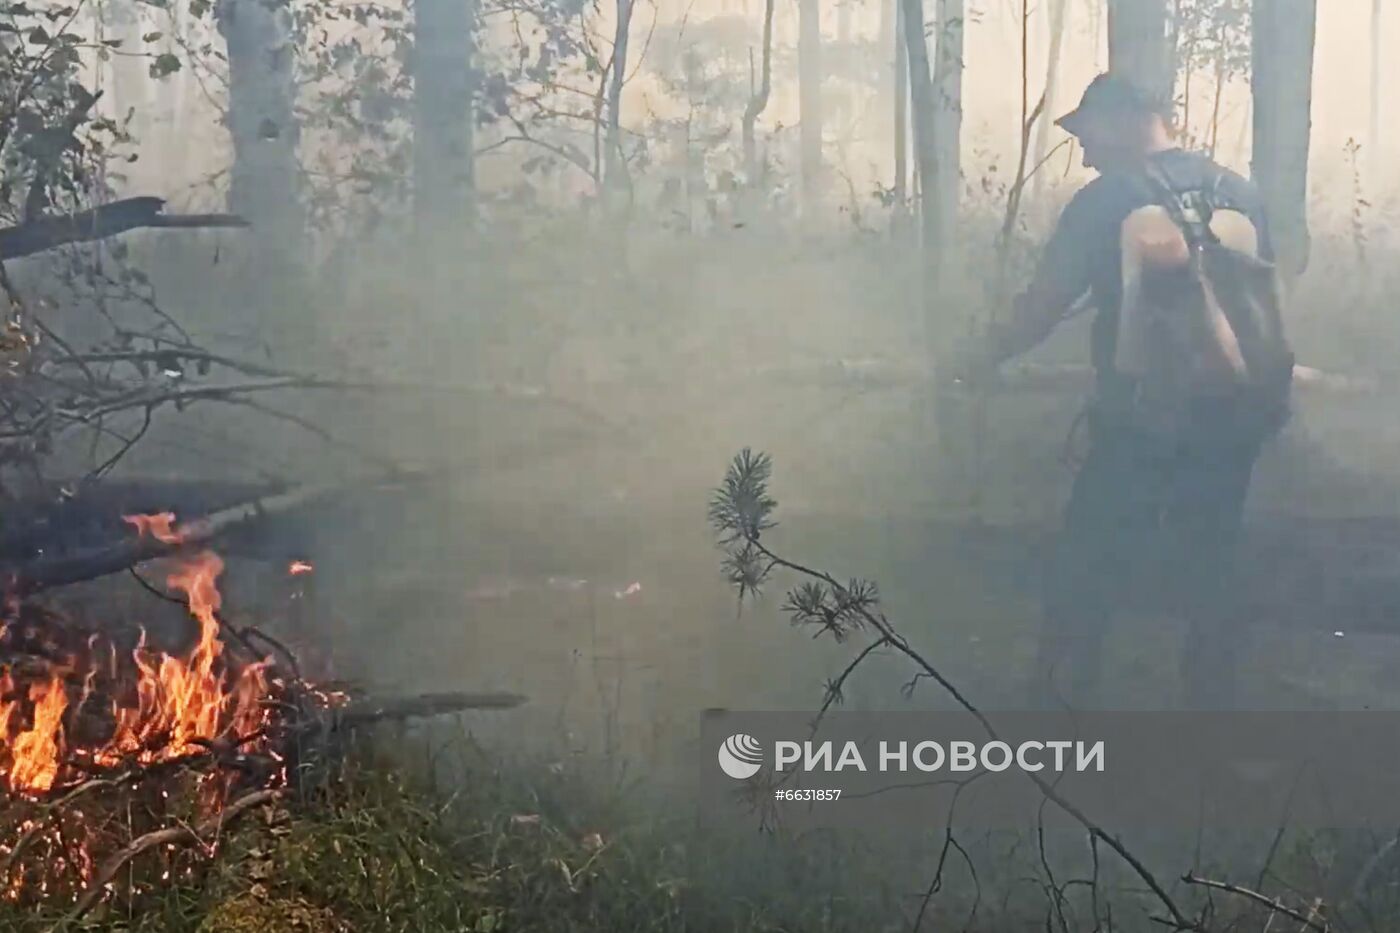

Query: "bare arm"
left=943, top=186, right=1100, bottom=382
left=983, top=276, right=1090, bottom=366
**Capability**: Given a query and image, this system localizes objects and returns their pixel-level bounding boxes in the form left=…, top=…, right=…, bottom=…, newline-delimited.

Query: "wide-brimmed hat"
left=1056, top=73, right=1167, bottom=136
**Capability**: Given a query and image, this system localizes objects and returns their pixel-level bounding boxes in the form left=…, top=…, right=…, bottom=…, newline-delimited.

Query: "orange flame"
left=122, top=512, right=183, bottom=545
left=0, top=541, right=273, bottom=795
left=8, top=674, right=68, bottom=793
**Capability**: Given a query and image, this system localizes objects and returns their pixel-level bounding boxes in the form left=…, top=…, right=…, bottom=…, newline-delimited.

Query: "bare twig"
left=711, top=452, right=1192, bottom=930
left=753, top=537, right=1191, bottom=928
left=53, top=788, right=284, bottom=929
left=1182, top=873, right=1330, bottom=932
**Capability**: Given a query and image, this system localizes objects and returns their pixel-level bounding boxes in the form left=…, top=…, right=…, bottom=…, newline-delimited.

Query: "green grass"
left=10, top=732, right=1394, bottom=932
left=0, top=737, right=916, bottom=933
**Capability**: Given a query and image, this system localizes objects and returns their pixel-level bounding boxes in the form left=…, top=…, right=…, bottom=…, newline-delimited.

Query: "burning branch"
left=8, top=475, right=419, bottom=595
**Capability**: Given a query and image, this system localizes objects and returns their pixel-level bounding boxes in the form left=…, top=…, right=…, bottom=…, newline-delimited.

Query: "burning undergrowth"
left=0, top=514, right=334, bottom=917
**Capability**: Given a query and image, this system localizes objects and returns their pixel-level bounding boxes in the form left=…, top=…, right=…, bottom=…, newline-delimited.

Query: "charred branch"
left=328, top=691, right=529, bottom=726
left=0, top=197, right=248, bottom=261
left=6, top=475, right=420, bottom=595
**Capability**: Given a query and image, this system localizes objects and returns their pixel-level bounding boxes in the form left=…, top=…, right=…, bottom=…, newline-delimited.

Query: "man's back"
left=1040, top=148, right=1271, bottom=389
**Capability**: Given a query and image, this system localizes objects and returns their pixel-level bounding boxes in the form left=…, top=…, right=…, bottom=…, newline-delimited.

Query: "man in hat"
left=951, top=73, right=1274, bottom=710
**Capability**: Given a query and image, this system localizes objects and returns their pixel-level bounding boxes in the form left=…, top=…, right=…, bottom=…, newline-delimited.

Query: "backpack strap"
left=1141, top=159, right=1219, bottom=248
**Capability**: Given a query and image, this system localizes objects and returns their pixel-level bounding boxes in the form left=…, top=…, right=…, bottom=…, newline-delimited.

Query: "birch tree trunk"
left=1031, top=0, right=1068, bottom=201
left=899, top=0, right=938, bottom=322
left=930, top=0, right=962, bottom=264
left=742, top=0, right=775, bottom=183
left=1106, top=0, right=1172, bottom=106
left=104, top=0, right=148, bottom=144
left=413, top=0, right=477, bottom=234
left=1251, top=0, right=1317, bottom=279
left=798, top=0, right=824, bottom=212
left=153, top=5, right=191, bottom=186
left=604, top=0, right=635, bottom=199
left=1371, top=0, right=1383, bottom=167
left=217, top=0, right=302, bottom=259
left=893, top=0, right=908, bottom=223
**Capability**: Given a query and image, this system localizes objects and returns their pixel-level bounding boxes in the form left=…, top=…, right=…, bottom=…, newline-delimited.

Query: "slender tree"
left=741, top=0, right=775, bottom=183
left=1371, top=0, right=1384, bottom=167
left=604, top=0, right=635, bottom=198
left=1031, top=0, right=1068, bottom=201
left=1251, top=0, right=1317, bottom=279
left=1107, top=0, right=1172, bottom=105
left=798, top=0, right=824, bottom=210
left=217, top=0, right=302, bottom=257
left=103, top=0, right=148, bottom=142
left=899, top=0, right=938, bottom=317
left=892, top=0, right=908, bottom=223
left=930, top=0, right=962, bottom=259
left=412, top=0, right=477, bottom=233
left=153, top=5, right=193, bottom=185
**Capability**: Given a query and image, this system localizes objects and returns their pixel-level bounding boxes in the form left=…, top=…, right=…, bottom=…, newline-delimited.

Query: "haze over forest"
left=7, top=0, right=1400, bottom=927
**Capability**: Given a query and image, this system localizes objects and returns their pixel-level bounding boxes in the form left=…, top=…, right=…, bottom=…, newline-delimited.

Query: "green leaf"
left=26, top=24, right=49, bottom=43
left=141, top=31, right=162, bottom=42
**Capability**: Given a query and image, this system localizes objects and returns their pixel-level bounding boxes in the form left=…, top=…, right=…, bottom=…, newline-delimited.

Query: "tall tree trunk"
left=878, top=0, right=896, bottom=106
left=218, top=0, right=302, bottom=260
left=604, top=0, right=635, bottom=200
left=1106, top=0, right=1173, bottom=106
left=798, top=0, right=824, bottom=212
left=1031, top=0, right=1068, bottom=202
left=1371, top=0, right=1383, bottom=167
left=741, top=0, right=775, bottom=183
left=413, top=0, right=477, bottom=234
left=899, top=0, right=938, bottom=324
left=892, top=0, right=908, bottom=223
left=931, top=0, right=961, bottom=264
left=153, top=4, right=191, bottom=187
left=1251, top=0, right=1317, bottom=279
left=104, top=0, right=148, bottom=146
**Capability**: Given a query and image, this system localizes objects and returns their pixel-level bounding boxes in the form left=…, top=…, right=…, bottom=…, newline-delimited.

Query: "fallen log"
left=332, top=691, right=529, bottom=726
left=0, top=197, right=247, bottom=261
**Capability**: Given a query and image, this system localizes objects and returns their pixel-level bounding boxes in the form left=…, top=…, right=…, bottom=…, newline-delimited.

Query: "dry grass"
left=0, top=734, right=914, bottom=933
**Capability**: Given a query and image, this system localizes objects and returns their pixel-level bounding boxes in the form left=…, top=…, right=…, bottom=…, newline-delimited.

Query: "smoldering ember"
left=2, top=0, right=1399, bottom=930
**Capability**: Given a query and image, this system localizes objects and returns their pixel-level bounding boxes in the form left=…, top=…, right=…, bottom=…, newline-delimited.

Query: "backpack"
left=1113, top=162, right=1295, bottom=444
